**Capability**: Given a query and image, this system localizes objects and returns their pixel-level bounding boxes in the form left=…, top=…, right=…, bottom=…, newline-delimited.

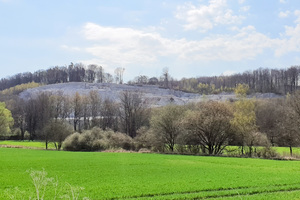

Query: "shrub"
left=62, top=127, right=134, bottom=151
left=256, top=146, right=280, bottom=159
left=63, top=132, right=81, bottom=151
left=109, top=132, right=134, bottom=150
left=134, top=128, right=164, bottom=152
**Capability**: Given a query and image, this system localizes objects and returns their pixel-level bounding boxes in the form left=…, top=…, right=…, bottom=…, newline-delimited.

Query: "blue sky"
left=1, top=0, right=300, bottom=81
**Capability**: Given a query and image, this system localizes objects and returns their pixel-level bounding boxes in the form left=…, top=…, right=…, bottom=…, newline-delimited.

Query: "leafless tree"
left=119, top=91, right=149, bottom=138
left=101, top=98, right=118, bottom=131
left=150, top=104, right=186, bottom=152
left=255, top=99, right=282, bottom=146
left=43, top=120, right=73, bottom=150
left=89, top=90, right=101, bottom=128
left=114, top=67, right=125, bottom=84
left=184, top=101, right=233, bottom=155
left=72, top=92, right=82, bottom=131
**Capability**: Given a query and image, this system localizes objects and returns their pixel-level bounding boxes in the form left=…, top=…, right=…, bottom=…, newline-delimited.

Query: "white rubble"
left=19, top=82, right=282, bottom=107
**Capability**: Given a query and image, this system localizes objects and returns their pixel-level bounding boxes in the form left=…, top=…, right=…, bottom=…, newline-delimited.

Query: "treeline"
left=2, top=84, right=300, bottom=158
left=130, top=66, right=300, bottom=95
left=0, top=63, right=115, bottom=91
left=7, top=90, right=149, bottom=145
left=1, top=64, right=300, bottom=95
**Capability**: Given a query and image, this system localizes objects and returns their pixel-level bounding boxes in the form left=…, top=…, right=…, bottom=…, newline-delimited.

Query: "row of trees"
left=130, top=66, right=300, bottom=95
left=1, top=64, right=300, bottom=95
left=7, top=90, right=149, bottom=147
left=0, top=63, right=123, bottom=91
left=146, top=85, right=300, bottom=157
left=2, top=83, right=300, bottom=156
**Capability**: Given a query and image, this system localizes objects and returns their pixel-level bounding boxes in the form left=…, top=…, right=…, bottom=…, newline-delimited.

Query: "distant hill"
left=19, top=82, right=283, bottom=107
left=2, top=64, right=300, bottom=95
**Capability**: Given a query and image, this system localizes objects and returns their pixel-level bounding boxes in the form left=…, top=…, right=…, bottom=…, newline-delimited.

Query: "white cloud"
left=276, top=24, right=300, bottom=56
left=82, top=23, right=165, bottom=65
left=294, top=10, right=300, bottom=23
left=240, top=6, right=250, bottom=12
left=275, top=10, right=300, bottom=56
left=238, top=0, right=245, bottom=4
left=279, top=0, right=287, bottom=3
left=279, top=11, right=290, bottom=18
left=175, top=0, right=244, bottom=31
left=80, top=22, right=279, bottom=68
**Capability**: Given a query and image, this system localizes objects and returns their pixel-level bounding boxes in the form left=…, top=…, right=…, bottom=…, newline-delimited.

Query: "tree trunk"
left=249, top=146, right=252, bottom=157
left=290, top=145, right=293, bottom=157
left=241, top=145, right=244, bottom=155
left=21, top=128, right=25, bottom=141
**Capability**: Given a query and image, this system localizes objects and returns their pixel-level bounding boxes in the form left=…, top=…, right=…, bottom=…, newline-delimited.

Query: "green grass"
left=273, top=147, right=300, bottom=156
left=224, top=145, right=300, bottom=157
left=2, top=148, right=300, bottom=199
left=2, top=141, right=300, bottom=157
left=0, top=140, right=56, bottom=149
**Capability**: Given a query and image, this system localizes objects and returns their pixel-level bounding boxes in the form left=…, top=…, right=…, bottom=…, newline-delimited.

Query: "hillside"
left=19, top=82, right=283, bottom=107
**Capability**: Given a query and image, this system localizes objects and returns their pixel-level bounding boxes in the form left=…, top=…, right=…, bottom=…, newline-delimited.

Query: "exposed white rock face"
left=19, top=82, right=282, bottom=107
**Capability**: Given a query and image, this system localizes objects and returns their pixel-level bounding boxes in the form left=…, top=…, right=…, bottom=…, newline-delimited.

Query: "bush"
left=62, top=127, right=134, bottom=151
left=63, top=132, right=81, bottom=151
left=256, top=146, right=280, bottom=159
left=134, top=127, right=164, bottom=152
left=109, top=132, right=134, bottom=150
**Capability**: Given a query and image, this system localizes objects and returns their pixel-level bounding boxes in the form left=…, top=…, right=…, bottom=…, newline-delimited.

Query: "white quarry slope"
left=19, top=82, right=282, bottom=107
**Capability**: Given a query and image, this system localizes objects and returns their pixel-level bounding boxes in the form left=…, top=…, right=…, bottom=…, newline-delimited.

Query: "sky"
left=1, top=0, right=300, bottom=82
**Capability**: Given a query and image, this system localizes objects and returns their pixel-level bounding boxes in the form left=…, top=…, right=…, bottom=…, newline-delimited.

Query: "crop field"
left=2, top=148, right=300, bottom=199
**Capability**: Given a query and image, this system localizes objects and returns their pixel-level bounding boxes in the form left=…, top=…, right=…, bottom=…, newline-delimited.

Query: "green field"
left=0, top=140, right=56, bottom=149
left=224, top=146, right=300, bottom=158
left=2, top=140, right=300, bottom=157
left=2, top=148, right=300, bottom=199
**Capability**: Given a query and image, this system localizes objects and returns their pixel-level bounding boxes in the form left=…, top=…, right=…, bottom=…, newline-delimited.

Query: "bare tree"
left=43, top=120, right=73, bottom=150
left=24, top=98, right=38, bottom=140
left=277, top=103, right=300, bottom=156
left=162, top=67, right=170, bottom=88
left=86, top=64, right=97, bottom=83
left=82, top=95, right=91, bottom=130
left=119, top=91, right=149, bottom=138
left=150, top=104, right=186, bottom=152
left=72, top=92, right=82, bottom=131
left=114, top=67, right=125, bottom=84
left=50, top=91, right=65, bottom=121
left=255, top=99, right=282, bottom=146
left=96, top=66, right=105, bottom=83
left=184, top=101, right=233, bottom=155
left=11, top=98, right=26, bottom=140
left=89, top=90, right=101, bottom=128
left=101, top=98, right=118, bottom=131
left=277, top=91, right=300, bottom=156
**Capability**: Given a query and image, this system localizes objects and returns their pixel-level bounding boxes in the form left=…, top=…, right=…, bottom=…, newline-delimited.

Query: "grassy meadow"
left=0, top=140, right=56, bottom=149
left=2, top=147, right=300, bottom=199
left=2, top=140, right=300, bottom=156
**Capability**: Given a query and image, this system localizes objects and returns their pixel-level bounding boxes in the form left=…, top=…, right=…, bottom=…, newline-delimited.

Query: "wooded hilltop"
left=1, top=63, right=300, bottom=95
